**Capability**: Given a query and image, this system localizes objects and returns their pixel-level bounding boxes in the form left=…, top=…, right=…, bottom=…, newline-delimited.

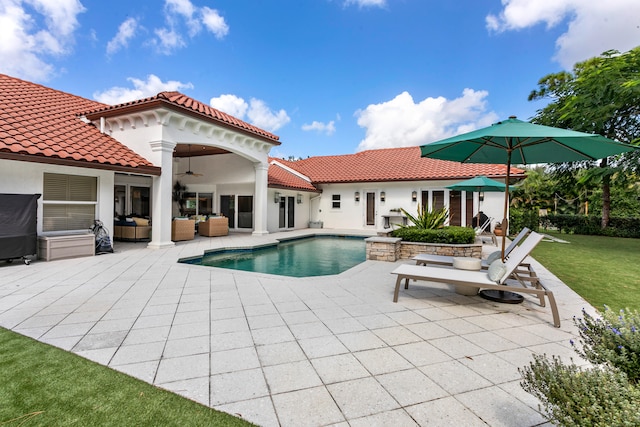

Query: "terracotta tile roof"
left=277, top=146, right=525, bottom=183
left=83, top=91, right=280, bottom=144
left=268, top=160, right=319, bottom=192
left=0, top=74, right=159, bottom=174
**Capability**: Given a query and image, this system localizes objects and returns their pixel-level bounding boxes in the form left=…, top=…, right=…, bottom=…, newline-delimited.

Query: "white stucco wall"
left=0, top=159, right=115, bottom=236
left=266, top=189, right=312, bottom=232
left=313, top=181, right=507, bottom=232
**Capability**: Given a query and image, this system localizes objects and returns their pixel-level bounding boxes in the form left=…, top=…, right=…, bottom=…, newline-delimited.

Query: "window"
left=43, top=173, right=97, bottom=232
left=332, top=194, right=341, bottom=209
left=183, top=192, right=213, bottom=216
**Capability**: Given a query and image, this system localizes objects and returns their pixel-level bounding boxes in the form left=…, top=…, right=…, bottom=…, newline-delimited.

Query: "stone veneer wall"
left=365, top=237, right=482, bottom=262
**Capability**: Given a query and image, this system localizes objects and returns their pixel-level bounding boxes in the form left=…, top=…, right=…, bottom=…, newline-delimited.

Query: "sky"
left=2, top=0, right=640, bottom=159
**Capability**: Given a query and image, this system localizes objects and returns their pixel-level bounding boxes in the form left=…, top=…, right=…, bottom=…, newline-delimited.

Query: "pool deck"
left=0, top=229, right=595, bottom=426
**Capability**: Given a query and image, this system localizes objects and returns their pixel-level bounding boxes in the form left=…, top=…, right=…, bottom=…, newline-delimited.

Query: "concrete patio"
left=0, top=230, right=594, bottom=426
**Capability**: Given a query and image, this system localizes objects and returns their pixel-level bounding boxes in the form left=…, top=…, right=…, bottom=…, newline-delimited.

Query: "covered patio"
left=0, top=231, right=592, bottom=426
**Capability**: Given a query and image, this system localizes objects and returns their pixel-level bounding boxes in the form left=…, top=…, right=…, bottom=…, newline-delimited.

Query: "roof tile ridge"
left=269, top=159, right=313, bottom=183
left=0, top=73, right=108, bottom=110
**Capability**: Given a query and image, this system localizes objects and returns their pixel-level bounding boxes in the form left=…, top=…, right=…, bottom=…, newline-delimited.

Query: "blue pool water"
left=181, top=236, right=366, bottom=277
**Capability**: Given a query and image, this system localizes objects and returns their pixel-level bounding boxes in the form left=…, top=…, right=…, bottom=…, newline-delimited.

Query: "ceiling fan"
left=177, top=144, right=203, bottom=177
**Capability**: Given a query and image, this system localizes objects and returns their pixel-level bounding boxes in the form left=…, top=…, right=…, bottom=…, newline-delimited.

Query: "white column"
left=147, top=140, right=177, bottom=249
left=252, top=161, right=269, bottom=236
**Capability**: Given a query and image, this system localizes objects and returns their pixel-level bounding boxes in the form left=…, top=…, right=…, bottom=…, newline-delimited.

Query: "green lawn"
left=0, top=327, right=254, bottom=427
left=531, top=231, right=640, bottom=312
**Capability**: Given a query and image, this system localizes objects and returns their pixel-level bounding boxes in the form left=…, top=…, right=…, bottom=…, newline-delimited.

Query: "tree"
left=528, top=47, right=640, bottom=228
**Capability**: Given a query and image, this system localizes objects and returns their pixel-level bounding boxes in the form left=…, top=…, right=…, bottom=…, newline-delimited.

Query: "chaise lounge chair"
left=413, top=227, right=531, bottom=269
left=391, top=231, right=560, bottom=327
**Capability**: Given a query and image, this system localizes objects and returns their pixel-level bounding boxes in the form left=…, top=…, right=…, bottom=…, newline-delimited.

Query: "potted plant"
left=494, top=222, right=504, bottom=236
left=172, top=181, right=188, bottom=216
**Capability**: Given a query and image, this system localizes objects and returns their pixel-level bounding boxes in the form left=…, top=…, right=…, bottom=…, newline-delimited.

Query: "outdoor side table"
left=452, top=257, right=481, bottom=295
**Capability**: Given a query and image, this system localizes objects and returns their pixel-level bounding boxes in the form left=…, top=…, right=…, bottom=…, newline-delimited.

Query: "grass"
left=0, top=327, right=254, bottom=427
left=531, top=231, right=640, bottom=312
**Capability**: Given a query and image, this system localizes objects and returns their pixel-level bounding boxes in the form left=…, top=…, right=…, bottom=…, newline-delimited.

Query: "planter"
left=365, top=237, right=482, bottom=262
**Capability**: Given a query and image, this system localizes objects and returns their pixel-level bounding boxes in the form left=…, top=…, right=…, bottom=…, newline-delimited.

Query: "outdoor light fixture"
left=479, top=191, right=485, bottom=202
left=380, top=191, right=386, bottom=202
left=274, top=192, right=281, bottom=203
left=411, top=191, right=417, bottom=202
left=354, top=191, right=360, bottom=202
left=297, top=194, right=302, bottom=204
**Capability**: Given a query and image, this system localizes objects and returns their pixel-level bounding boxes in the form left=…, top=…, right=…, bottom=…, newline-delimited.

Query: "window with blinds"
left=42, top=173, right=97, bottom=232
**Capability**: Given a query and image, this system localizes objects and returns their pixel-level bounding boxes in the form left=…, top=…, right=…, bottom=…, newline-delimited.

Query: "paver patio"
left=0, top=229, right=594, bottom=426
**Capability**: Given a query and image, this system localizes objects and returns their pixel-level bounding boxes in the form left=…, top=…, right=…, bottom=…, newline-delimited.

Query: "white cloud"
left=486, top=0, right=640, bottom=69
left=93, top=74, right=194, bottom=105
left=344, top=0, right=386, bottom=8
left=153, top=27, right=186, bottom=54
left=247, top=99, right=291, bottom=132
left=106, top=17, right=138, bottom=55
left=0, top=0, right=85, bottom=81
left=209, top=94, right=248, bottom=118
left=152, top=0, right=228, bottom=54
left=302, top=120, right=336, bottom=136
left=355, top=89, right=498, bottom=151
left=209, top=94, right=290, bottom=132
left=201, top=7, right=229, bottom=39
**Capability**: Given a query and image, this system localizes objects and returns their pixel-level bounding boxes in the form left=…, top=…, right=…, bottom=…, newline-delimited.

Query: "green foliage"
left=509, top=207, right=540, bottom=233
left=520, top=354, right=640, bottom=427
left=543, top=214, right=640, bottom=238
left=399, top=204, right=448, bottom=230
left=520, top=308, right=640, bottom=426
left=529, top=46, right=640, bottom=227
left=572, top=307, right=640, bottom=384
left=390, top=226, right=475, bottom=244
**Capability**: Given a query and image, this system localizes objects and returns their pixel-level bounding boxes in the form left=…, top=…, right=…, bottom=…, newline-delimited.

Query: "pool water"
left=181, top=236, right=366, bottom=277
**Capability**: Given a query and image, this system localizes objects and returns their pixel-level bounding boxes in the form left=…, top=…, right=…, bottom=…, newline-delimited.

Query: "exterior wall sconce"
left=296, top=194, right=302, bottom=204
left=411, top=191, right=417, bottom=202
left=354, top=191, right=360, bottom=202
left=274, top=191, right=281, bottom=203
left=380, top=191, right=385, bottom=202
left=479, top=192, right=485, bottom=202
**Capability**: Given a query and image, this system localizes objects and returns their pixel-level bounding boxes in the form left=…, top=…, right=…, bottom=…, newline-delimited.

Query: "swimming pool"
left=180, top=235, right=366, bottom=277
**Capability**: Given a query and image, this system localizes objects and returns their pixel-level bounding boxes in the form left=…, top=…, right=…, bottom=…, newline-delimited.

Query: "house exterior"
left=272, top=149, right=522, bottom=232
left=0, top=73, right=524, bottom=254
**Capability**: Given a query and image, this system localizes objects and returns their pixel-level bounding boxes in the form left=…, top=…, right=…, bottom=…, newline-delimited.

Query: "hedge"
left=390, top=226, right=475, bottom=244
left=542, top=214, right=640, bottom=238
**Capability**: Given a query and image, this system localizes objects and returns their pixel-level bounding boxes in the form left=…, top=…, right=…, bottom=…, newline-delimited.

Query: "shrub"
left=572, top=307, right=640, bottom=384
left=390, top=226, right=475, bottom=244
left=520, top=307, right=640, bottom=426
left=509, top=207, right=540, bottom=233
left=521, top=355, right=640, bottom=427
left=543, top=214, right=640, bottom=238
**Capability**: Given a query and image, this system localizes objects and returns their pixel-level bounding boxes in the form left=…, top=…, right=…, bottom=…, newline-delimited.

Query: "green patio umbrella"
left=422, top=116, right=637, bottom=302
left=422, top=116, right=637, bottom=257
left=446, top=175, right=515, bottom=229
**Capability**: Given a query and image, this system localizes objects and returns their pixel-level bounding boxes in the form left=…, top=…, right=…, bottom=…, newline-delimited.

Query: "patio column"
left=148, top=140, right=177, bottom=249
left=252, top=161, right=269, bottom=236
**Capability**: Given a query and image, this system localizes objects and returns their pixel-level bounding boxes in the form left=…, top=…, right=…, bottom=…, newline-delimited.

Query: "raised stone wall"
left=366, top=237, right=482, bottom=262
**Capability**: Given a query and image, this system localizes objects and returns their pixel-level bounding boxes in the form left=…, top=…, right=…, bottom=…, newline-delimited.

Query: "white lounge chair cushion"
left=452, top=257, right=481, bottom=271
left=486, top=251, right=501, bottom=264
left=487, top=259, right=507, bottom=283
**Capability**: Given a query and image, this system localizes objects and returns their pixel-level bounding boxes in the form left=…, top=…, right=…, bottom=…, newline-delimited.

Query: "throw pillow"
left=487, top=260, right=507, bottom=283
left=132, top=217, right=149, bottom=226
left=486, top=251, right=501, bottom=264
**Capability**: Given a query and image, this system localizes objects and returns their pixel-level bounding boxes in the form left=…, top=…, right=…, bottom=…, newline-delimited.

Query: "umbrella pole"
left=479, top=147, right=524, bottom=305
left=500, top=151, right=511, bottom=261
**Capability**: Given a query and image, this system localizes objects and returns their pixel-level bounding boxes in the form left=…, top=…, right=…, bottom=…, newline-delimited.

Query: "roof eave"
left=0, top=152, right=161, bottom=176
left=83, top=98, right=281, bottom=146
